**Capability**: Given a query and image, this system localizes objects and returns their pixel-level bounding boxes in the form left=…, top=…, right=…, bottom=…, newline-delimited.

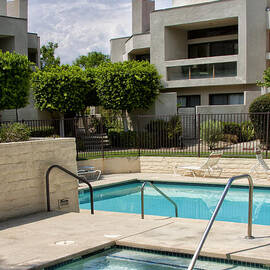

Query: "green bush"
left=223, top=122, right=241, bottom=138
left=249, top=93, right=270, bottom=146
left=240, top=121, right=255, bottom=142
left=108, top=131, right=137, bottom=148
left=30, top=126, right=55, bottom=137
left=0, top=123, right=30, bottom=143
left=200, top=120, right=224, bottom=150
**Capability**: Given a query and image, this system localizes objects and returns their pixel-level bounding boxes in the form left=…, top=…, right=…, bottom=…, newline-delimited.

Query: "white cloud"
left=28, top=0, right=172, bottom=64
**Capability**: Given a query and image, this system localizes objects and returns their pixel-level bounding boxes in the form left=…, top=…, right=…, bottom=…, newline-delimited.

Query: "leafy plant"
left=0, top=51, right=32, bottom=121
left=40, top=42, right=60, bottom=70
left=249, top=93, right=270, bottom=146
left=200, top=120, right=224, bottom=150
left=73, top=51, right=110, bottom=69
left=95, top=61, right=161, bottom=131
left=240, top=121, right=255, bottom=142
left=30, top=126, right=55, bottom=137
left=0, top=123, right=30, bottom=143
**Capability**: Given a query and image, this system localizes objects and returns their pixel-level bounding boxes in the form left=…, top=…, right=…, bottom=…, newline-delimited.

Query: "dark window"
left=177, top=95, right=201, bottom=108
left=214, top=62, right=237, bottom=77
left=135, top=54, right=150, bottom=62
left=188, top=40, right=238, bottom=59
left=209, top=93, right=244, bottom=105
left=188, top=25, right=238, bottom=40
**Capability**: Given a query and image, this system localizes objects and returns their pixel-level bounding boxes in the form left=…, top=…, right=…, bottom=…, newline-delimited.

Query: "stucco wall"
left=0, top=138, right=79, bottom=221
left=78, top=157, right=140, bottom=174
left=140, top=156, right=270, bottom=179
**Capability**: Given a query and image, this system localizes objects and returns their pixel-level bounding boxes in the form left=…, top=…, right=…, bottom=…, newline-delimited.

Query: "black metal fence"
left=1, top=112, right=270, bottom=159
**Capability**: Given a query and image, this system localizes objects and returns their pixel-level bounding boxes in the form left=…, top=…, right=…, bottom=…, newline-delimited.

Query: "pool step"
left=107, top=255, right=205, bottom=270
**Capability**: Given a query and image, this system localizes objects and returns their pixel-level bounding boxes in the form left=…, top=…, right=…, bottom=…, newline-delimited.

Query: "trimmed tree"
left=0, top=51, right=32, bottom=121
left=95, top=61, right=161, bottom=131
left=32, top=65, right=98, bottom=133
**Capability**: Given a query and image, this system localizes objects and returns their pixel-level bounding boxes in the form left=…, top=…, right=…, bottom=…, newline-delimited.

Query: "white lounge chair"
left=174, top=152, right=223, bottom=178
left=250, top=149, right=270, bottom=177
left=78, top=166, right=101, bottom=181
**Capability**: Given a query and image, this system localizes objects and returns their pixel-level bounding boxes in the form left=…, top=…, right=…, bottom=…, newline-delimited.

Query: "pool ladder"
left=188, top=174, right=254, bottom=270
left=141, top=181, right=178, bottom=219
left=46, top=165, right=94, bottom=214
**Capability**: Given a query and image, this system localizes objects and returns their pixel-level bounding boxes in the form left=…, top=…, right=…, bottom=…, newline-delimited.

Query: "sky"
left=28, top=0, right=172, bottom=64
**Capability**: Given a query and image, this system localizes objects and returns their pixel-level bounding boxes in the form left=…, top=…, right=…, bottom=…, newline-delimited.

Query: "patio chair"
left=250, top=149, right=270, bottom=176
left=77, top=166, right=101, bottom=182
left=174, top=152, right=223, bottom=178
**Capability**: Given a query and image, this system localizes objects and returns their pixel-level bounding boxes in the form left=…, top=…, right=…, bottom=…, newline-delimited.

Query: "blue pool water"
left=48, top=247, right=268, bottom=269
left=79, top=181, right=270, bottom=226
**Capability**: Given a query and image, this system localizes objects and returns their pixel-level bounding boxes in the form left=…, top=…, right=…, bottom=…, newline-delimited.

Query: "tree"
left=95, top=61, right=161, bottom=131
left=0, top=51, right=32, bottom=121
left=73, top=51, right=110, bottom=69
left=31, top=65, right=98, bottom=134
left=40, top=42, right=60, bottom=70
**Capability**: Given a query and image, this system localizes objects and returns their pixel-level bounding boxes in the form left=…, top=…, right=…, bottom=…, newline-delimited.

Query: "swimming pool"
left=79, top=181, right=270, bottom=226
left=46, top=246, right=269, bottom=270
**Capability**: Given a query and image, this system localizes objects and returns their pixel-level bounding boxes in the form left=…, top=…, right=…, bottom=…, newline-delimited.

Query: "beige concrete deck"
left=80, top=172, right=270, bottom=190
left=1, top=173, right=270, bottom=270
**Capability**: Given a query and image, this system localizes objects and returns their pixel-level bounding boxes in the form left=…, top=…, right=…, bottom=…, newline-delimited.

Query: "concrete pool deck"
left=1, top=173, right=270, bottom=269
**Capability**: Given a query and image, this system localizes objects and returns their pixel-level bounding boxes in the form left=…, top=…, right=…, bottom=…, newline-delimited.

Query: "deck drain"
left=104, top=234, right=122, bottom=238
left=55, top=240, right=75, bottom=246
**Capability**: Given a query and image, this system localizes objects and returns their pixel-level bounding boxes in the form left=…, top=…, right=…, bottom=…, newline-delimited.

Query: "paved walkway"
left=1, top=173, right=270, bottom=270
left=0, top=210, right=270, bottom=270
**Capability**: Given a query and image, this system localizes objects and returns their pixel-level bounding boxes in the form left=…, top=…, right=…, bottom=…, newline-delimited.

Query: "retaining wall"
left=0, top=138, right=79, bottom=221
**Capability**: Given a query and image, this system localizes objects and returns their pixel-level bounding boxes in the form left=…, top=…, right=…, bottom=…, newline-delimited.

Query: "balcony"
left=167, top=62, right=237, bottom=81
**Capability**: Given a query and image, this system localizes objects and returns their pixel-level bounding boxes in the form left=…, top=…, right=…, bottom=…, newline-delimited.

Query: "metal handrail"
left=141, top=181, right=178, bottom=219
left=46, top=165, right=94, bottom=215
left=188, top=174, right=254, bottom=270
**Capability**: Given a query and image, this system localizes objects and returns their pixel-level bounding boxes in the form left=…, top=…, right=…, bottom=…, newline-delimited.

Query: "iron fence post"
left=266, top=112, right=270, bottom=159
left=101, top=117, right=104, bottom=159
left=137, top=116, right=141, bottom=157
left=198, top=113, right=201, bottom=157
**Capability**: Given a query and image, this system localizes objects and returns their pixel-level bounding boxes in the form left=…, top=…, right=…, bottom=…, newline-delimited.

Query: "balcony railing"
left=167, top=62, right=237, bottom=81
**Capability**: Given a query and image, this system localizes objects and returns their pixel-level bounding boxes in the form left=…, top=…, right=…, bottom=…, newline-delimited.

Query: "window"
left=188, top=25, right=238, bottom=40
left=167, top=62, right=237, bottom=81
left=135, top=54, right=150, bottom=62
left=188, top=40, right=238, bottom=59
left=177, top=95, right=201, bottom=108
left=209, top=93, right=244, bottom=105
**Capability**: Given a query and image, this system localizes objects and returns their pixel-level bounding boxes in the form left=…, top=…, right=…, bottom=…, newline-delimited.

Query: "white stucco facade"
left=0, top=0, right=46, bottom=121
left=111, top=0, right=269, bottom=115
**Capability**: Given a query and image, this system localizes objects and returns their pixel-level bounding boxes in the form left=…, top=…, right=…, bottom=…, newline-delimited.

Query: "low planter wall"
left=140, top=156, right=270, bottom=179
left=0, top=138, right=79, bottom=221
left=77, top=157, right=140, bottom=174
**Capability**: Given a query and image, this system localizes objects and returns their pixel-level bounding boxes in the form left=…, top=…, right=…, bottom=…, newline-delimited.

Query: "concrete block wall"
left=0, top=138, right=79, bottom=221
left=78, top=157, right=140, bottom=174
left=140, top=156, right=270, bottom=179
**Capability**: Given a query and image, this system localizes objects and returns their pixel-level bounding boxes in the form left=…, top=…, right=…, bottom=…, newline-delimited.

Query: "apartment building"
left=0, top=0, right=47, bottom=121
left=111, top=0, right=270, bottom=115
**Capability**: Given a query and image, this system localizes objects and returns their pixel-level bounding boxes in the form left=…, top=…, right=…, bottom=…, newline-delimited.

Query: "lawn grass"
left=77, top=150, right=262, bottom=161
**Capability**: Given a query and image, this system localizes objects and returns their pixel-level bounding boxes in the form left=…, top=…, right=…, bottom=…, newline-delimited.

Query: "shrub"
left=249, top=94, right=270, bottom=146
left=167, top=115, right=183, bottom=147
left=30, top=126, right=55, bottom=137
left=200, top=120, right=224, bottom=150
left=0, top=123, right=30, bottom=143
left=223, top=122, right=241, bottom=137
left=108, top=131, right=137, bottom=148
left=240, top=121, right=255, bottom=142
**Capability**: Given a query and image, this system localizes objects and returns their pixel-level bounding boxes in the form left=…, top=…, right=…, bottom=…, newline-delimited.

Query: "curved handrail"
left=46, top=165, right=94, bottom=215
left=141, top=181, right=178, bottom=219
left=188, top=174, right=254, bottom=270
